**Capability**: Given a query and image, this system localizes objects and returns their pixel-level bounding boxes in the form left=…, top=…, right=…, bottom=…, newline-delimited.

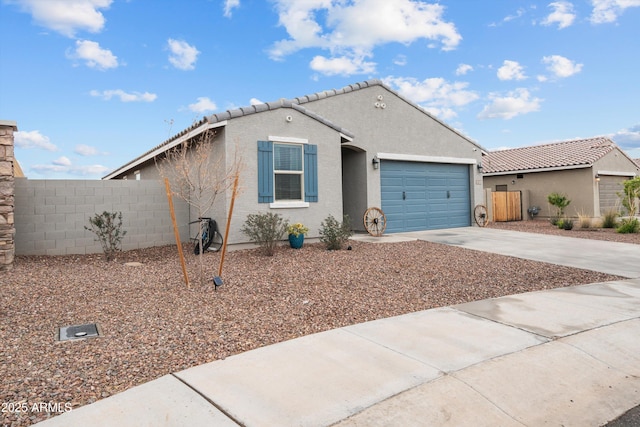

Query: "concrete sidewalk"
left=36, top=229, right=640, bottom=427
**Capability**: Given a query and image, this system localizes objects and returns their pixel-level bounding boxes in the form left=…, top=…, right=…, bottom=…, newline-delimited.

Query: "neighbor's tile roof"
left=482, top=137, right=617, bottom=174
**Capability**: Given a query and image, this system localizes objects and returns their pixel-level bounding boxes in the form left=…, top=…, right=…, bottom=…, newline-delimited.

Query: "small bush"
left=241, top=212, right=288, bottom=256
left=547, top=192, right=571, bottom=223
left=319, top=214, right=353, bottom=250
left=84, top=211, right=127, bottom=261
left=557, top=218, right=574, bottom=230
left=617, top=217, right=640, bottom=234
left=601, top=209, right=619, bottom=229
left=577, top=212, right=592, bottom=229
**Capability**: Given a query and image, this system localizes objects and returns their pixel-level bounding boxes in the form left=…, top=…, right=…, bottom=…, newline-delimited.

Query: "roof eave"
left=103, top=121, right=226, bottom=180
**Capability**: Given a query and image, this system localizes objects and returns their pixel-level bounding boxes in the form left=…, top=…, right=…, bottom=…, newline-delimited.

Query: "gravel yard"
left=2, top=222, right=636, bottom=426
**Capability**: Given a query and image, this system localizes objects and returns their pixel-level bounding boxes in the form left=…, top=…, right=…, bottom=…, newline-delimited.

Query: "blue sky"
left=1, top=0, right=639, bottom=179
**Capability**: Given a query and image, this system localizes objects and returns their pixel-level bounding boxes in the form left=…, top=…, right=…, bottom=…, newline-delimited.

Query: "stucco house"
left=482, top=137, right=640, bottom=221
left=105, top=79, right=485, bottom=245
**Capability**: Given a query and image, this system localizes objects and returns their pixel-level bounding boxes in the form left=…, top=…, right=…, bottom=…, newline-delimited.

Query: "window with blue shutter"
left=257, top=140, right=318, bottom=204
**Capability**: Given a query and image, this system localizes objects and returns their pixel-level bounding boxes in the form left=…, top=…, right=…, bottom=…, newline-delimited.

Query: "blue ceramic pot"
left=288, top=233, right=304, bottom=249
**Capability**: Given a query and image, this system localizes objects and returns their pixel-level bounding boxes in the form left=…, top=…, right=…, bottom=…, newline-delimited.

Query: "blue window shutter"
left=257, top=141, right=273, bottom=203
left=304, top=144, right=318, bottom=202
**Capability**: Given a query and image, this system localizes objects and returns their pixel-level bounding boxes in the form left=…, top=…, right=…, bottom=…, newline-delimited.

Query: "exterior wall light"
left=477, top=162, right=483, bottom=171
left=372, top=157, right=380, bottom=169
left=595, top=174, right=600, bottom=181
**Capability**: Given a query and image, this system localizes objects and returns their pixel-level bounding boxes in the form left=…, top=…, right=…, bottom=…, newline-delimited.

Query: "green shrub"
left=616, top=217, right=640, bottom=234
left=601, top=209, right=619, bottom=229
left=241, top=212, right=289, bottom=256
left=319, top=214, right=353, bottom=250
left=618, top=177, right=640, bottom=217
left=84, top=211, right=127, bottom=261
left=547, top=192, right=571, bottom=223
left=557, top=218, right=574, bottom=230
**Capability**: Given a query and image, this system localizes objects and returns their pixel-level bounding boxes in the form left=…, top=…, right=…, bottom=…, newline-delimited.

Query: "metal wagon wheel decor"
left=363, top=207, right=387, bottom=237
left=474, top=204, right=489, bottom=227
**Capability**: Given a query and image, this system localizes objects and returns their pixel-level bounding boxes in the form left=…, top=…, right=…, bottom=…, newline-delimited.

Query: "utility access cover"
left=58, top=323, right=101, bottom=341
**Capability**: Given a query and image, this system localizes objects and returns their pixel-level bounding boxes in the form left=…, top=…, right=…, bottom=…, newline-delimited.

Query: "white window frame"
left=267, top=136, right=310, bottom=209
left=272, top=142, right=305, bottom=203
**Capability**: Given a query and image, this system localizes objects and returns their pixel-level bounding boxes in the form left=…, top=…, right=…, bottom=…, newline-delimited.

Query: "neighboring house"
left=482, top=137, right=640, bottom=220
left=105, top=79, right=485, bottom=245
left=14, top=159, right=24, bottom=178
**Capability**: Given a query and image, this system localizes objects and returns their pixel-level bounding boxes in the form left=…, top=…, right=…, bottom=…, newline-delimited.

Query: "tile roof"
left=104, top=79, right=486, bottom=179
left=634, top=158, right=640, bottom=167
left=482, top=137, right=619, bottom=175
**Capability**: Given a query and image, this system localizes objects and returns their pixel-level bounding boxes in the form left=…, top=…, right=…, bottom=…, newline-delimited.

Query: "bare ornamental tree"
left=157, top=125, right=242, bottom=285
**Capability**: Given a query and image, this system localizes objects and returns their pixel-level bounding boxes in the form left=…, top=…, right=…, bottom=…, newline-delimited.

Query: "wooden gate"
left=492, top=191, right=522, bottom=222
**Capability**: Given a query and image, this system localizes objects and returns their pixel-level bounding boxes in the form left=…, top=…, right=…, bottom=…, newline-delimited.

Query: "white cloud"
left=478, top=88, right=542, bottom=120
left=188, top=97, right=217, bottom=113
left=90, top=89, right=157, bottom=102
left=503, top=8, right=526, bottom=22
left=5, top=0, right=112, bottom=37
left=590, top=0, right=640, bottom=24
left=393, top=54, right=407, bottom=66
left=74, top=144, right=107, bottom=156
left=167, top=38, right=200, bottom=70
left=14, top=130, right=58, bottom=151
left=268, top=0, right=461, bottom=76
left=383, top=75, right=479, bottom=120
left=455, top=63, right=473, bottom=76
left=31, top=161, right=110, bottom=176
left=542, top=54, right=583, bottom=78
left=250, top=98, right=263, bottom=105
left=490, top=7, right=526, bottom=26
left=610, top=124, right=640, bottom=150
left=224, top=0, right=240, bottom=17
left=67, top=40, right=118, bottom=70
left=497, top=60, right=527, bottom=81
left=310, top=54, right=376, bottom=76
left=541, top=1, right=576, bottom=29
left=52, top=156, right=72, bottom=166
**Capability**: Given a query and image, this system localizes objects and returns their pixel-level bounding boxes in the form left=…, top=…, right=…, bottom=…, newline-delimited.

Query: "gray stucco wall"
left=115, top=109, right=345, bottom=246
left=302, top=85, right=485, bottom=218
left=14, top=179, right=189, bottom=256
left=484, top=168, right=594, bottom=219
left=222, top=108, right=345, bottom=245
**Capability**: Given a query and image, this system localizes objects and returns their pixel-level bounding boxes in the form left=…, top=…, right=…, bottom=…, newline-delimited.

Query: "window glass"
left=275, top=174, right=302, bottom=200
left=273, top=143, right=303, bottom=201
left=274, top=144, right=302, bottom=171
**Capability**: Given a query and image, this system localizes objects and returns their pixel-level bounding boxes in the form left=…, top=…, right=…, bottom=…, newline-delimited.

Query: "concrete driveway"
left=397, top=227, right=640, bottom=278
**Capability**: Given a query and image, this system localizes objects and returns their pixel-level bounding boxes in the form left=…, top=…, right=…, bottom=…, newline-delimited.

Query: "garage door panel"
left=406, top=202, right=428, bottom=213
left=429, top=202, right=448, bottom=213
left=599, top=176, right=626, bottom=214
left=406, top=177, right=427, bottom=186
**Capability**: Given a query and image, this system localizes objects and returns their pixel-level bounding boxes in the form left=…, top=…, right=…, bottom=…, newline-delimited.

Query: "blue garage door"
left=381, top=161, right=471, bottom=232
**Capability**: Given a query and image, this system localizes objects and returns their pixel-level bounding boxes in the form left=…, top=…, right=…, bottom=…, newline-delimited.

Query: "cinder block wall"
left=0, top=121, right=17, bottom=270
left=14, top=179, right=190, bottom=256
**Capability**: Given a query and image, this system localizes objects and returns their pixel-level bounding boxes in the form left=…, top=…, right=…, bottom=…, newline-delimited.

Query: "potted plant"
left=287, top=222, right=309, bottom=249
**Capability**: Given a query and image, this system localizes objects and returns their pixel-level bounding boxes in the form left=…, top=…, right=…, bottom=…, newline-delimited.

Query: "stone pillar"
left=0, top=120, right=17, bottom=271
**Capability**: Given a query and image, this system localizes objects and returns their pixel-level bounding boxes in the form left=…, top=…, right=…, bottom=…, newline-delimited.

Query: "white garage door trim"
left=377, top=152, right=478, bottom=165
